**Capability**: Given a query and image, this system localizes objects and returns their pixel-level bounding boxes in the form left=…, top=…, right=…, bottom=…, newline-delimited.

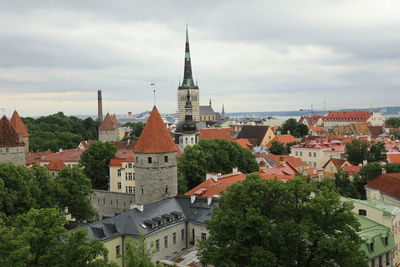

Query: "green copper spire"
left=180, top=25, right=196, bottom=88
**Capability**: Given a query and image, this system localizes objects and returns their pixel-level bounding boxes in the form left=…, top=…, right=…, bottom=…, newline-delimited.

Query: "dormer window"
left=358, top=209, right=367, bottom=216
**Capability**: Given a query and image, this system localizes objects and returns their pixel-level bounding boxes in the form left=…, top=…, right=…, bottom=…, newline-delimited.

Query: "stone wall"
left=178, top=88, right=200, bottom=122
left=90, top=190, right=136, bottom=220
left=134, top=152, right=177, bottom=205
left=99, top=129, right=120, bottom=142
left=0, top=145, right=26, bottom=165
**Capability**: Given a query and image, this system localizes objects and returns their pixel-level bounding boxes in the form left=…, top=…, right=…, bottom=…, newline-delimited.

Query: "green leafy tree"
left=55, top=167, right=94, bottom=221
left=281, top=118, right=309, bottom=138
left=80, top=141, right=117, bottom=190
left=269, top=141, right=286, bottom=155
left=178, top=139, right=259, bottom=189
left=345, top=140, right=370, bottom=165
left=334, top=168, right=359, bottom=198
left=199, top=174, right=367, bottom=267
left=353, top=162, right=382, bottom=199
left=123, top=122, right=145, bottom=138
left=125, top=234, right=155, bottom=267
left=386, top=163, right=400, bottom=173
left=391, top=131, right=400, bottom=140
left=385, top=117, right=400, bottom=128
left=368, top=141, right=387, bottom=162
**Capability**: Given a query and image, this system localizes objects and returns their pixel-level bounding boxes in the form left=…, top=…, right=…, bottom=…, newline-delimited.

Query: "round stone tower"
left=133, top=106, right=178, bottom=205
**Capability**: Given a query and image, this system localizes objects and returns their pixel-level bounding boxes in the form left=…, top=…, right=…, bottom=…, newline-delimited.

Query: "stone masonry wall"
left=90, top=190, right=136, bottom=220
left=0, top=146, right=26, bottom=165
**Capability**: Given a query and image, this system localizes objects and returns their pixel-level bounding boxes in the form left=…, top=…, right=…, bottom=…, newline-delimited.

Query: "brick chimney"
left=97, top=90, right=103, bottom=121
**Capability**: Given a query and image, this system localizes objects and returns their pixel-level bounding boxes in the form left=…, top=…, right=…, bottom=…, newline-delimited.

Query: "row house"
left=109, top=156, right=135, bottom=194
left=323, top=111, right=384, bottom=127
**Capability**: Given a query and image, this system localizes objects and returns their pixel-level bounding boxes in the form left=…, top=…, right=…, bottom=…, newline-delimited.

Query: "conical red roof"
left=99, top=113, right=119, bottom=130
left=10, top=111, right=29, bottom=137
left=134, top=106, right=178, bottom=154
left=0, top=115, right=24, bottom=147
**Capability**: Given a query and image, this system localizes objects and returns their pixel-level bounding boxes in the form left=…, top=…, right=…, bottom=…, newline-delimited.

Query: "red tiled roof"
left=322, top=158, right=349, bottom=169
left=299, top=115, right=324, bottom=126
left=133, top=106, right=178, bottom=154
left=259, top=162, right=299, bottom=176
left=343, top=165, right=362, bottom=174
left=267, top=135, right=297, bottom=147
left=235, top=138, right=252, bottom=149
left=305, top=167, right=323, bottom=178
left=40, top=149, right=83, bottom=163
left=25, top=150, right=52, bottom=166
left=257, top=153, right=307, bottom=168
left=115, top=149, right=134, bottom=159
left=78, top=140, right=96, bottom=149
left=387, top=154, right=400, bottom=164
left=310, top=126, right=324, bottom=132
left=99, top=113, right=119, bottom=131
left=0, top=115, right=25, bottom=147
left=366, top=173, right=400, bottom=200
left=47, top=159, right=67, bottom=171
left=199, top=128, right=234, bottom=142
left=109, top=157, right=134, bottom=167
left=324, top=111, right=372, bottom=122
left=10, top=111, right=29, bottom=137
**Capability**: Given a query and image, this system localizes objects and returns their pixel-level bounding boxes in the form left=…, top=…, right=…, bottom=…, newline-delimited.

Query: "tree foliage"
left=269, top=141, right=286, bottom=155
left=345, top=140, right=386, bottom=165
left=199, top=174, right=367, bottom=267
left=385, top=117, right=400, bottom=128
left=22, top=112, right=100, bottom=152
left=80, top=141, right=117, bottom=190
left=178, top=139, right=259, bottom=189
left=0, top=163, right=94, bottom=220
left=280, top=118, right=309, bottom=138
left=0, top=208, right=114, bottom=267
left=125, top=234, right=155, bottom=267
left=334, top=168, right=359, bottom=198
left=122, top=122, right=145, bottom=139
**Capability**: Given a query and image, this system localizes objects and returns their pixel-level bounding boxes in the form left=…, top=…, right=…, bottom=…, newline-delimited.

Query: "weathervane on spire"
left=150, top=78, right=156, bottom=106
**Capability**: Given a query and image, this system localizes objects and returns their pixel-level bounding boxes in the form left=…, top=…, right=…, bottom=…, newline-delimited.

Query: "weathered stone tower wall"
left=99, top=129, right=119, bottom=142
left=23, top=136, right=29, bottom=152
left=134, top=152, right=177, bottom=205
left=178, top=88, right=200, bottom=122
left=0, top=146, right=26, bottom=165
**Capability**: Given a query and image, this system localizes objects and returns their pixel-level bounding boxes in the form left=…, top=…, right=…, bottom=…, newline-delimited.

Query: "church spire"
left=182, top=25, right=195, bottom=88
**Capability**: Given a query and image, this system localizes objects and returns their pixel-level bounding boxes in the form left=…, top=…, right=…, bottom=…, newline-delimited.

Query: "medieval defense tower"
left=133, top=106, right=178, bottom=205
left=177, top=25, right=200, bottom=122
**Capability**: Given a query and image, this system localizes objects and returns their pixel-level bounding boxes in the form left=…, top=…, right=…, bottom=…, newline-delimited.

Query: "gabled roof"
left=25, top=150, right=52, bottom=166
left=324, top=111, right=372, bottom=122
left=237, top=126, right=270, bottom=146
left=47, top=159, right=67, bottom=171
left=0, top=115, right=25, bottom=147
left=257, top=153, right=307, bottom=168
left=235, top=138, right=252, bottom=149
left=40, top=149, right=83, bottom=163
left=387, top=154, right=400, bottom=164
left=199, top=128, right=234, bottom=142
left=260, top=162, right=299, bottom=176
left=322, top=158, right=350, bottom=169
left=99, top=113, right=119, bottom=131
left=133, top=106, right=178, bottom=154
left=366, top=173, right=400, bottom=200
left=343, top=165, right=362, bottom=175
left=267, top=135, right=297, bottom=147
left=299, top=115, right=324, bottom=126
left=199, top=105, right=215, bottom=116
left=10, top=111, right=29, bottom=137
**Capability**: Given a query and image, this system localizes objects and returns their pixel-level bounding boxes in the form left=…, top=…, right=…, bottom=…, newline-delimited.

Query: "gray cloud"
left=0, top=0, right=400, bottom=116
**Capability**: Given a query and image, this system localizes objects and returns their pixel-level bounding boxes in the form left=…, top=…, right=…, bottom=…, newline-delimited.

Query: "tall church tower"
left=133, top=106, right=178, bottom=205
left=177, top=25, right=200, bottom=122
left=175, top=89, right=199, bottom=148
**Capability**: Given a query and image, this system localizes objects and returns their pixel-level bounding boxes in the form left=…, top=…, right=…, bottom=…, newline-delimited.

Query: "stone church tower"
left=0, top=115, right=26, bottom=165
left=177, top=25, right=200, bottom=122
left=133, top=106, right=178, bottom=205
left=175, top=89, right=199, bottom=148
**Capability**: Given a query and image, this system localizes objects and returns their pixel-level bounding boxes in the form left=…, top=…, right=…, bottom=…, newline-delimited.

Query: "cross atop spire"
left=180, top=25, right=197, bottom=89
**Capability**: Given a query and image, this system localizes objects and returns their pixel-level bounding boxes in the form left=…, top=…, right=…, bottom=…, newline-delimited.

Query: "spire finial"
left=150, top=79, right=156, bottom=106
left=209, top=98, right=212, bottom=106
left=186, top=24, right=189, bottom=43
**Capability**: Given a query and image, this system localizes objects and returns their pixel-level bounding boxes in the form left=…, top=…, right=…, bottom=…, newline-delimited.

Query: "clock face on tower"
left=185, top=109, right=192, bottom=115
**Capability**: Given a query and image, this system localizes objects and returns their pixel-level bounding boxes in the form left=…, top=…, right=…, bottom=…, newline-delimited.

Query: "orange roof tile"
left=259, top=162, right=299, bottom=176
left=0, top=115, right=25, bottom=147
left=387, top=154, right=400, bottom=164
left=268, top=135, right=297, bottom=146
left=109, top=157, right=134, bottom=167
left=322, top=158, right=349, bottom=169
left=343, top=165, right=362, bottom=174
left=40, top=149, right=83, bottom=163
left=10, top=111, right=29, bottom=137
left=133, top=106, right=178, bottom=154
left=324, top=111, right=372, bottom=122
left=366, top=173, right=400, bottom=200
left=115, top=149, right=134, bottom=159
left=199, top=128, right=234, bottom=142
left=257, top=153, right=307, bottom=168
left=47, top=159, right=67, bottom=171
left=25, top=150, right=52, bottom=166
left=235, top=138, right=252, bottom=149
left=99, top=113, right=119, bottom=131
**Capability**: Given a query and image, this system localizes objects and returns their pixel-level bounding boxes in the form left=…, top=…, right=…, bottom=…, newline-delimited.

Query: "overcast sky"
left=1, top=0, right=400, bottom=117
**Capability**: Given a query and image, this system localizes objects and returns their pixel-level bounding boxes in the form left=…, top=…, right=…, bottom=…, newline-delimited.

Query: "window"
left=6, top=148, right=9, bottom=153
left=201, top=233, right=207, bottom=240
left=191, top=137, right=194, bottom=144
left=142, top=187, right=144, bottom=195
left=135, top=157, right=138, bottom=162
left=173, top=232, right=177, bottom=244
left=181, top=229, right=185, bottom=240
left=128, top=163, right=132, bottom=168
left=133, top=173, right=135, bottom=180
left=313, top=162, right=317, bottom=168
left=295, top=151, right=298, bottom=156
left=126, top=186, right=133, bottom=194
left=313, top=152, right=316, bottom=157
left=309, top=152, right=312, bottom=157
left=386, top=253, right=390, bottom=265
left=384, top=236, right=389, bottom=246
left=116, top=245, right=121, bottom=258
left=125, top=173, right=128, bottom=180
left=164, top=236, right=168, bottom=248
left=368, top=242, right=374, bottom=252
left=117, top=182, right=121, bottom=189
left=117, top=170, right=121, bottom=177
left=148, top=157, right=152, bottom=164
left=165, top=186, right=168, bottom=195
left=155, top=239, right=160, bottom=252
left=128, top=173, right=133, bottom=180
left=300, top=152, right=303, bottom=156
left=359, top=209, right=367, bottom=216
left=165, top=156, right=168, bottom=163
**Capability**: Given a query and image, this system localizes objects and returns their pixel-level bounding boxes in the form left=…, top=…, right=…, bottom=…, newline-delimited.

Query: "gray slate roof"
left=200, top=106, right=215, bottom=116
left=83, top=196, right=216, bottom=241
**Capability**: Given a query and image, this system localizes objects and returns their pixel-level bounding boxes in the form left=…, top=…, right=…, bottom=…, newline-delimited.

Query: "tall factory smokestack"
left=97, top=90, right=103, bottom=121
